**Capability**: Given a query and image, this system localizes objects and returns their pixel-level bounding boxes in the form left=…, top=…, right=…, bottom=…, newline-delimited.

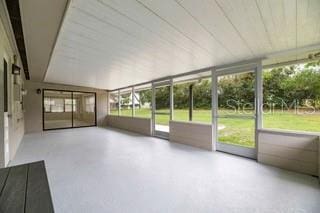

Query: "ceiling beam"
left=5, top=0, right=30, bottom=80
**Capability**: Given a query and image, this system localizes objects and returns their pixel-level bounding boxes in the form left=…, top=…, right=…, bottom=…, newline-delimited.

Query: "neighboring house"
left=110, top=92, right=151, bottom=109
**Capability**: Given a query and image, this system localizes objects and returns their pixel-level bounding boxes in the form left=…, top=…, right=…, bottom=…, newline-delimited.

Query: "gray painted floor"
left=11, top=127, right=320, bottom=213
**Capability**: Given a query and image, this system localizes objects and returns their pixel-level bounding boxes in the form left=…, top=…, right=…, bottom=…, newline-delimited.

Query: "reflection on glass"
left=44, top=90, right=96, bottom=130
left=43, top=90, right=72, bottom=129
left=65, top=98, right=76, bottom=112
left=73, top=92, right=96, bottom=127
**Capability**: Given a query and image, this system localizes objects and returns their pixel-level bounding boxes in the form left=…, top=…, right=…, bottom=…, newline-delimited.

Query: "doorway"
left=213, top=64, right=261, bottom=159
left=152, top=80, right=172, bottom=138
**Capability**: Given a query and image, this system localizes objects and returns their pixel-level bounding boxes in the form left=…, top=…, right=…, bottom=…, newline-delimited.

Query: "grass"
left=110, top=108, right=320, bottom=148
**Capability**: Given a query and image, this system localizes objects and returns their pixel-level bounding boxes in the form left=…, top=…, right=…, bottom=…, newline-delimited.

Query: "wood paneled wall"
left=258, top=129, right=319, bottom=176
left=169, top=121, right=213, bottom=151
left=106, top=115, right=152, bottom=136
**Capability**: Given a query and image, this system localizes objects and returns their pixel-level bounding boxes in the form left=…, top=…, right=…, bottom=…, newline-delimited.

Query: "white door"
left=3, top=59, right=9, bottom=166
left=4, top=112, right=9, bottom=165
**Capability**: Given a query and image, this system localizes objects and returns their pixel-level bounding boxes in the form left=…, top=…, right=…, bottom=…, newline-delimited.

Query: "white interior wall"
left=24, top=81, right=108, bottom=133
left=0, top=2, right=25, bottom=167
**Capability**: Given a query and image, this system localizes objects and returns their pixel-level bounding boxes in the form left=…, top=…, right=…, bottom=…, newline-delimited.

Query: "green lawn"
left=110, top=108, right=320, bottom=148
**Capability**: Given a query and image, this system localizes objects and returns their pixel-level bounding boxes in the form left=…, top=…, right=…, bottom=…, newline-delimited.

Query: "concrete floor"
left=11, top=127, right=320, bottom=213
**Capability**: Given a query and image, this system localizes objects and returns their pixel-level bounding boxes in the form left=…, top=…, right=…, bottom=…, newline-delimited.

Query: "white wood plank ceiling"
left=45, top=0, right=320, bottom=90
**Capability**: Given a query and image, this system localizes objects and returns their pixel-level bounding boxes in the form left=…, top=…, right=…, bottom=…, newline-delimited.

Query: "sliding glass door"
left=73, top=92, right=96, bottom=127
left=43, top=90, right=73, bottom=129
left=43, top=90, right=96, bottom=130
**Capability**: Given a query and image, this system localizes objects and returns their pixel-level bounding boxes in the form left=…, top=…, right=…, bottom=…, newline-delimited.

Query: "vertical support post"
left=71, top=92, right=74, bottom=127
left=132, top=87, right=135, bottom=117
left=169, top=78, right=173, bottom=121
left=255, top=60, right=263, bottom=157
left=151, top=82, right=156, bottom=136
left=211, top=68, right=217, bottom=151
left=42, top=89, right=45, bottom=130
left=94, top=92, right=97, bottom=126
left=118, top=90, right=120, bottom=116
left=189, top=84, right=193, bottom=121
left=256, top=61, right=263, bottom=129
left=107, top=91, right=110, bottom=115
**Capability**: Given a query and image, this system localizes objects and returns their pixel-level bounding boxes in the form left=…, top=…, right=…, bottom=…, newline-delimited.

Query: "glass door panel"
left=73, top=92, right=96, bottom=127
left=217, top=71, right=255, bottom=116
left=153, top=82, right=171, bottom=138
left=43, top=90, right=96, bottom=130
left=217, top=117, right=255, bottom=148
left=216, top=69, right=257, bottom=158
left=155, top=114, right=170, bottom=132
left=43, top=90, right=72, bottom=130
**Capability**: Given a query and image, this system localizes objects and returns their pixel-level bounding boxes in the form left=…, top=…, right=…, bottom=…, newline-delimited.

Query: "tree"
left=193, top=79, right=211, bottom=109
left=139, top=90, right=152, bottom=106
left=139, top=60, right=320, bottom=110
